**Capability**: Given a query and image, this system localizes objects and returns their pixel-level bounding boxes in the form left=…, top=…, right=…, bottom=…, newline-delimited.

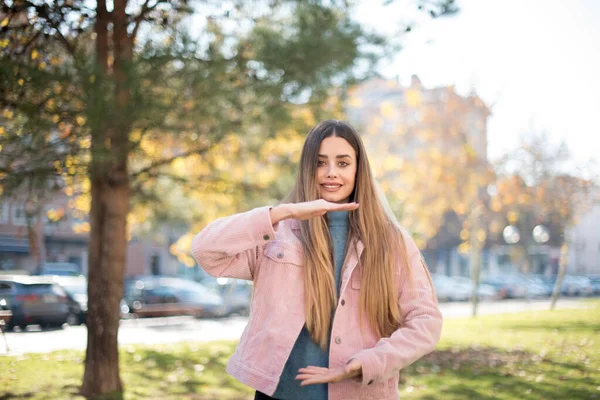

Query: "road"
left=0, top=298, right=592, bottom=355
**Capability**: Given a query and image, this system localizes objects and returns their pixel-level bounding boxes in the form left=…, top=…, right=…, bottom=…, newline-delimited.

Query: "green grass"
left=0, top=342, right=252, bottom=400
left=401, top=299, right=600, bottom=399
left=1, top=300, right=599, bottom=399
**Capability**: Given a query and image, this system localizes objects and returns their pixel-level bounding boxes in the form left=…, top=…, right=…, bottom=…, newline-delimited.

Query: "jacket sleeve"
left=191, top=206, right=278, bottom=281
left=350, top=236, right=443, bottom=387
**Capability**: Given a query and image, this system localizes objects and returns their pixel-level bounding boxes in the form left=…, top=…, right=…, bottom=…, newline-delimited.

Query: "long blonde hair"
left=284, top=120, right=413, bottom=349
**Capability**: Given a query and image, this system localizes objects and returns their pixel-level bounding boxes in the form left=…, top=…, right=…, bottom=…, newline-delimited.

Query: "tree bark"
left=81, top=0, right=131, bottom=397
left=550, top=242, right=568, bottom=310
left=80, top=166, right=128, bottom=398
left=470, top=203, right=483, bottom=317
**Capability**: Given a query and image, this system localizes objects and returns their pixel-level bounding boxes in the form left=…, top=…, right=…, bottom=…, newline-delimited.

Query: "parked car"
left=431, top=275, right=470, bottom=302
left=38, top=262, right=82, bottom=277
left=54, top=276, right=88, bottom=325
left=0, top=275, right=70, bottom=330
left=587, top=275, right=600, bottom=295
left=529, top=274, right=556, bottom=297
left=450, top=276, right=499, bottom=300
left=561, top=275, right=594, bottom=296
left=200, top=277, right=253, bottom=316
left=122, top=276, right=226, bottom=318
left=483, top=275, right=527, bottom=299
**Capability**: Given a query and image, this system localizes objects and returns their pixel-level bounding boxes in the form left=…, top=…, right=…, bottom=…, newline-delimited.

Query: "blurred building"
left=345, top=75, right=491, bottom=276
left=0, top=196, right=181, bottom=277
left=567, top=203, right=600, bottom=275
left=345, top=75, right=490, bottom=161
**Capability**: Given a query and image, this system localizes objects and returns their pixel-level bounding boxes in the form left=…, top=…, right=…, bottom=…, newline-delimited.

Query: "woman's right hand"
left=270, top=200, right=359, bottom=224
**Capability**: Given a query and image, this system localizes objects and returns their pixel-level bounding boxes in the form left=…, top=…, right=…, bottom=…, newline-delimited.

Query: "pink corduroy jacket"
left=191, top=206, right=443, bottom=400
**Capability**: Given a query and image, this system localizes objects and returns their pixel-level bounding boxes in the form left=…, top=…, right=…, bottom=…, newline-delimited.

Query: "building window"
left=12, top=205, right=27, bottom=226
left=150, top=255, right=160, bottom=276
left=0, top=203, right=8, bottom=224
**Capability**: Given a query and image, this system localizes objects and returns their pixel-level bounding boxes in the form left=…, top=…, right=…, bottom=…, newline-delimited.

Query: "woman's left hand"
left=295, top=359, right=362, bottom=386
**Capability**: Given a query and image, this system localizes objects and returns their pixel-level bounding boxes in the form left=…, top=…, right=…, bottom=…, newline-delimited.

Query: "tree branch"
left=130, top=143, right=214, bottom=180
left=130, top=0, right=166, bottom=41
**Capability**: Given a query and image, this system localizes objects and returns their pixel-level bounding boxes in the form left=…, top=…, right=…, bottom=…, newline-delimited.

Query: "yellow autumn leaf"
left=52, top=114, right=60, bottom=123
left=18, top=79, right=24, bottom=86
left=47, top=209, right=58, bottom=222
left=73, top=194, right=91, bottom=212
left=0, top=127, right=5, bottom=136
left=348, top=96, right=363, bottom=107
left=380, top=101, right=396, bottom=119
left=79, top=136, right=91, bottom=149
left=3, top=109, right=13, bottom=120
left=130, top=129, right=142, bottom=142
left=38, top=62, right=47, bottom=70
left=457, top=242, right=471, bottom=254
left=477, top=229, right=487, bottom=243
left=75, top=115, right=86, bottom=126
left=172, top=158, right=186, bottom=174
left=1, top=18, right=9, bottom=28
left=404, top=88, right=421, bottom=107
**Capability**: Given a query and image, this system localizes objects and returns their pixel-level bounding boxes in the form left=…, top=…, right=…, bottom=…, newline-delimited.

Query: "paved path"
left=0, top=298, right=593, bottom=355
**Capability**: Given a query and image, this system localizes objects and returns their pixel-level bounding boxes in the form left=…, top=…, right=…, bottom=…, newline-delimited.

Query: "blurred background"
left=0, top=0, right=598, bottom=399
left=1, top=0, right=598, bottom=305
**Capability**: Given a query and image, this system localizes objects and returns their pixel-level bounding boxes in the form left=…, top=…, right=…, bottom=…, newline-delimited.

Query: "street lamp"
left=502, top=225, right=520, bottom=244
left=532, top=224, right=550, bottom=244
left=503, top=224, right=550, bottom=245
left=503, top=224, right=551, bottom=298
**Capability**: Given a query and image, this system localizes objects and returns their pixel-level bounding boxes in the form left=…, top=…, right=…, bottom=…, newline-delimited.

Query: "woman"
left=192, top=120, right=442, bottom=400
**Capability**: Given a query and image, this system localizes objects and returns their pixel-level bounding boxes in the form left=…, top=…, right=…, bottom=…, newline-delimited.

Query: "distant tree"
left=489, top=133, right=597, bottom=308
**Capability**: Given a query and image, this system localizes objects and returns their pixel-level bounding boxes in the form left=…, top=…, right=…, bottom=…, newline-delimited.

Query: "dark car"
left=38, top=262, right=82, bottom=277
left=200, top=277, right=253, bottom=316
left=54, top=276, right=88, bottom=325
left=122, top=276, right=225, bottom=318
left=0, top=276, right=70, bottom=330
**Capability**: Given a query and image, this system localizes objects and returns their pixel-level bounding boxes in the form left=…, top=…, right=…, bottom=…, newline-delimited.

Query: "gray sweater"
left=272, top=211, right=349, bottom=400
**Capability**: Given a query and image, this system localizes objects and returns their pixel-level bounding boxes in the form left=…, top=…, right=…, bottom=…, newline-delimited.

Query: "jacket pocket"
left=263, top=243, right=303, bottom=266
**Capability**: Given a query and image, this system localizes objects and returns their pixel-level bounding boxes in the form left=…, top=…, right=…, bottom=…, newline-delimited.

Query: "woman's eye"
left=339, top=162, right=348, bottom=167
left=317, top=160, right=326, bottom=166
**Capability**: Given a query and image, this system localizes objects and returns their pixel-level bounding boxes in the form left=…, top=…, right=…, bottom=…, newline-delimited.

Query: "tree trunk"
left=470, top=203, right=483, bottom=317
left=550, top=242, right=568, bottom=310
left=80, top=167, right=128, bottom=398
left=81, top=0, right=131, bottom=396
left=25, top=201, right=44, bottom=272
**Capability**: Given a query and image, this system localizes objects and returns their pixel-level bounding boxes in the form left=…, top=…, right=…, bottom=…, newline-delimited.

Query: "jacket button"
left=335, top=336, right=342, bottom=344
left=277, top=253, right=284, bottom=259
left=263, top=234, right=270, bottom=240
left=340, top=299, right=345, bottom=306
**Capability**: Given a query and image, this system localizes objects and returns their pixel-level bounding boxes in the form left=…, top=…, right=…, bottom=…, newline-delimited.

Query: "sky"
left=354, top=0, right=600, bottom=174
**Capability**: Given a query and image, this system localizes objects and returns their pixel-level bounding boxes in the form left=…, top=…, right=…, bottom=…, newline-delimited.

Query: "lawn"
left=1, top=300, right=598, bottom=399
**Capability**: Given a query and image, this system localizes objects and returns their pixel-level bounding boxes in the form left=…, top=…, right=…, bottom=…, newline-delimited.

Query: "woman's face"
left=316, top=136, right=357, bottom=203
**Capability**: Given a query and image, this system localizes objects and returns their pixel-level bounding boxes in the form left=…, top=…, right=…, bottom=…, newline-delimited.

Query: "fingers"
left=295, top=366, right=347, bottom=386
left=297, top=376, right=329, bottom=386
left=298, top=366, right=329, bottom=374
left=326, top=202, right=359, bottom=211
